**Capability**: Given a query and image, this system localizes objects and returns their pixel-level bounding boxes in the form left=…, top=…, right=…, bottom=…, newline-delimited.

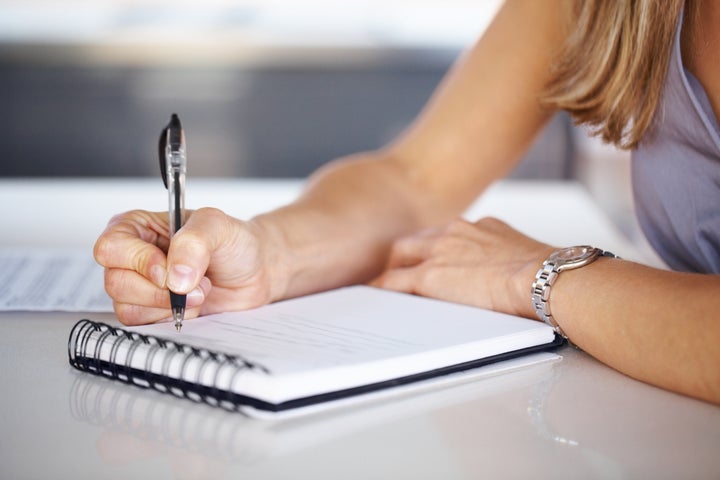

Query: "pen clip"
left=158, top=125, right=169, bottom=189
left=158, top=114, right=183, bottom=190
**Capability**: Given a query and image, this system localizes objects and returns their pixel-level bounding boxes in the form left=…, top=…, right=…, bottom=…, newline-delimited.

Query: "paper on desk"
left=0, top=248, right=113, bottom=312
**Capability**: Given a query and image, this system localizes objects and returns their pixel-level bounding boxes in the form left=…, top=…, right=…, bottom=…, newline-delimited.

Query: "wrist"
left=530, top=246, right=618, bottom=338
left=246, top=215, right=293, bottom=303
left=513, top=246, right=556, bottom=319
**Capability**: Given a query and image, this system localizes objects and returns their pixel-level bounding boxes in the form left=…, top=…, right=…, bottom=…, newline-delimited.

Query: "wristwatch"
left=531, top=246, right=616, bottom=338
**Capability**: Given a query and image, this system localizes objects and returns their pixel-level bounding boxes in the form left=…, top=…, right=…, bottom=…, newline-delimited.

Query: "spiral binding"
left=68, top=319, right=271, bottom=412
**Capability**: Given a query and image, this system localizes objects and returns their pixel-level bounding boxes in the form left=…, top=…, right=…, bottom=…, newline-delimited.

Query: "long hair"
left=542, top=0, right=685, bottom=149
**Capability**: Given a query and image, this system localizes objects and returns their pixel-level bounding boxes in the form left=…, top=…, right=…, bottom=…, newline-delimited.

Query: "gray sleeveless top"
left=631, top=14, right=720, bottom=274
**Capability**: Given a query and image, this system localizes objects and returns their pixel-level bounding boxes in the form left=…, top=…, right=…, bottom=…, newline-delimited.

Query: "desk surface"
left=1, top=179, right=717, bottom=479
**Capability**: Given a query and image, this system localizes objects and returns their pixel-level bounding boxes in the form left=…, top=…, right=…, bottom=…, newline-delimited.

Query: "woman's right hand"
left=93, top=207, right=287, bottom=325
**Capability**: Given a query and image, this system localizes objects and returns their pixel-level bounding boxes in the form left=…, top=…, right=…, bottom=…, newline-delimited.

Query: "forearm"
left=248, top=0, right=566, bottom=300
left=551, top=259, right=720, bottom=404
left=252, top=150, right=461, bottom=300
left=248, top=0, right=566, bottom=301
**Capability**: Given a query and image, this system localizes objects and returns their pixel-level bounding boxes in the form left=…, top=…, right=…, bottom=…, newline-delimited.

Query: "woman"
left=94, top=0, right=720, bottom=404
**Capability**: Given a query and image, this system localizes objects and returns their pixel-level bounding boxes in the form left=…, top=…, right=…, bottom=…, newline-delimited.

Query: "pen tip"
left=172, top=306, right=185, bottom=333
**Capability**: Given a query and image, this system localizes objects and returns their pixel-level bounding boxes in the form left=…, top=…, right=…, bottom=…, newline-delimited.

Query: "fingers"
left=105, top=268, right=212, bottom=325
left=373, top=265, right=425, bottom=295
left=384, top=232, right=435, bottom=270
left=375, top=218, right=497, bottom=299
left=375, top=263, right=460, bottom=305
left=94, top=211, right=170, bottom=288
left=384, top=219, right=475, bottom=271
left=104, top=268, right=211, bottom=309
left=113, top=301, right=202, bottom=327
left=104, top=268, right=169, bottom=309
left=374, top=224, right=451, bottom=294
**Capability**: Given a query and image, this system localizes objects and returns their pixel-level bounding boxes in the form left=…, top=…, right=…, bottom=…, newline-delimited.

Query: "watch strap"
left=531, top=248, right=617, bottom=338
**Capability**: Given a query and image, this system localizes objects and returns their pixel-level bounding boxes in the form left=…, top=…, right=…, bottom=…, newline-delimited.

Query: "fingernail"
left=186, top=286, right=205, bottom=307
left=149, top=265, right=166, bottom=288
left=167, top=264, right=196, bottom=293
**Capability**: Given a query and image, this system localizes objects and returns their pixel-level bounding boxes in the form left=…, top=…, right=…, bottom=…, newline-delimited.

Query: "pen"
left=159, top=113, right=187, bottom=332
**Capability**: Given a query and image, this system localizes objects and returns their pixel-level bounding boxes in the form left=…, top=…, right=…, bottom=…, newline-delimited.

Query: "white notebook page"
left=118, top=286, right=556, bottom=403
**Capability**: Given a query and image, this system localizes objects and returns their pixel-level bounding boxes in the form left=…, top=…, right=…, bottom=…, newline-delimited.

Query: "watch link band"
left=531, top=246, right=617, bottom=339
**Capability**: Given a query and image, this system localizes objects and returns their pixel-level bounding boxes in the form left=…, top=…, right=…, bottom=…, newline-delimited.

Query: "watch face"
left=555, top=246, right=591, bottom=261
left=549, top=245, right=599, bottom=270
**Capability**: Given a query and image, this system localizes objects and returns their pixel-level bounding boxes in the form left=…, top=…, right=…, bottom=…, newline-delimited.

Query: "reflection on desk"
left=64, top=346, right=720, bottom=478
left=69, top=355, right=561, bottom=466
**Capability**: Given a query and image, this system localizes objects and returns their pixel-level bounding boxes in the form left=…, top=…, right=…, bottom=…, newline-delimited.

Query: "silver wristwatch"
left=531, top=246, right=616, bottom=338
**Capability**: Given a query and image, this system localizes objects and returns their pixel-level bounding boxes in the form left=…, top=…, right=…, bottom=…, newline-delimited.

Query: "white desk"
left=1, top=179, right=718, bottom=479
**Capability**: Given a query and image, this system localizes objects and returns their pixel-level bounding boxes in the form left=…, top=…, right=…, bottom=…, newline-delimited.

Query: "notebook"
left=68, top=286, right=563, bottom=418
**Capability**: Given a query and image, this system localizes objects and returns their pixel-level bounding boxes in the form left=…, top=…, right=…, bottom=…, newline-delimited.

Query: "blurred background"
left=0, top=0, right=636, bottom=235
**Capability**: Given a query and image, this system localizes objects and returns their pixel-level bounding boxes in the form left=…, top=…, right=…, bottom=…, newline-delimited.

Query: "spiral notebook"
left=68, top=286, right=563, bottom=418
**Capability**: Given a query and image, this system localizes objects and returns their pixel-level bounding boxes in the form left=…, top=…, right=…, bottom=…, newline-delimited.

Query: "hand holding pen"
left=94, top=113, right=281, bottom=327
left=159, top=114, right=187, bottom=332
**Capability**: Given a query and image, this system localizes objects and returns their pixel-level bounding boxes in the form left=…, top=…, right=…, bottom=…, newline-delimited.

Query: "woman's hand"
left=93, top=208, right=287, bottom=325
left=374, top=217, right=554, bottom=319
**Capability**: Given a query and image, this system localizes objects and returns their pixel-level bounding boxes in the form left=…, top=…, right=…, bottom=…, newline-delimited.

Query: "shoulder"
left=680, top=1, right=720, bottom=121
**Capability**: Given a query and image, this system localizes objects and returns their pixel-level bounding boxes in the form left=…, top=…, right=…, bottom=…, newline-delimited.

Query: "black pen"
left=159, top=113, right=187, bottom=332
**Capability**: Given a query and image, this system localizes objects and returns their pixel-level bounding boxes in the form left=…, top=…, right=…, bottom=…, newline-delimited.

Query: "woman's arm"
left=375, top=218, right=720, bottom=405
left=255, top=0, right=568, bottom=299
left=552, top=256, right=720, bottom=404
left=95, top=0, right=568, bottom=324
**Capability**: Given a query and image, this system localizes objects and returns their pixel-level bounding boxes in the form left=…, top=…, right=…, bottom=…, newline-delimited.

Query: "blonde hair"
left=542, top=0, right=685, bottom=149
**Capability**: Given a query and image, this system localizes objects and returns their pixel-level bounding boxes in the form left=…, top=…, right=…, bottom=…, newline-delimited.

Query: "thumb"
left=166, top=207, right=230, bottom=294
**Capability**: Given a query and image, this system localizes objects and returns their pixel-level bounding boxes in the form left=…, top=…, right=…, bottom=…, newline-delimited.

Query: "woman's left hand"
left=373, top=217, right=555, bottom=318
